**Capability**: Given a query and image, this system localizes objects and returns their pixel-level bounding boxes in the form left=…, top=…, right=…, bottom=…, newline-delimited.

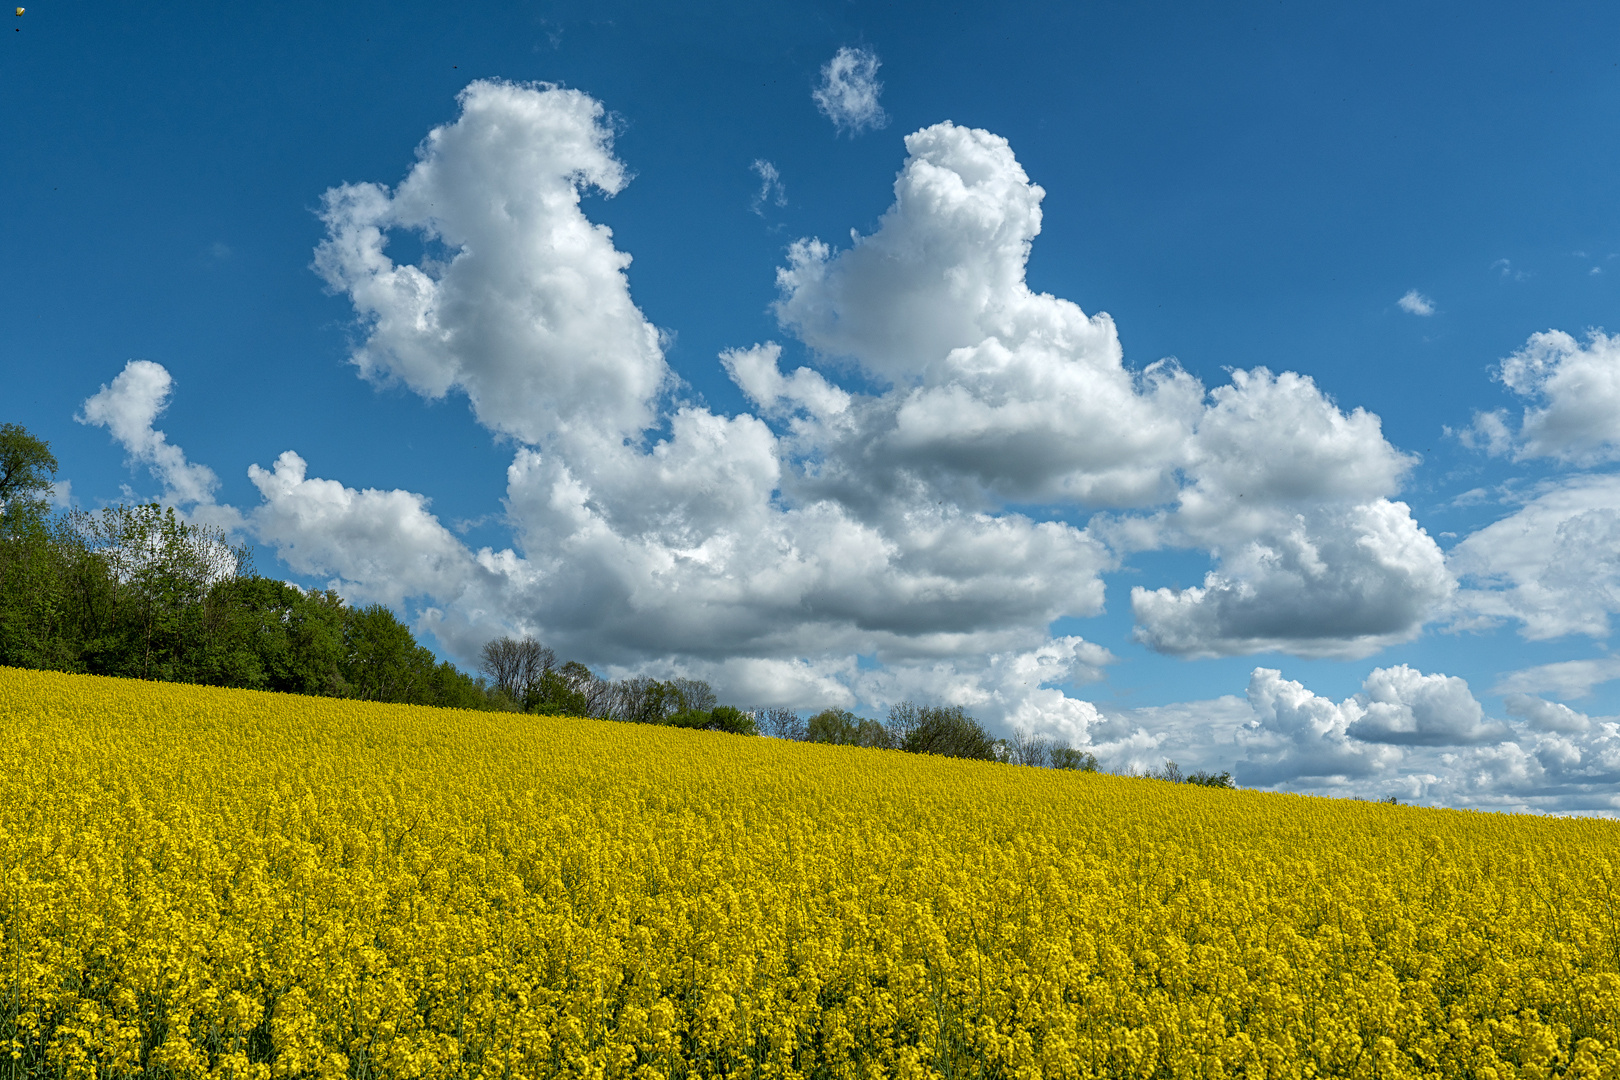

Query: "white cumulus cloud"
left=97, top=84, right=1452, bottom=731
left=1232, top=666, right=1620, bottom=812
left=1131, top=499, right=1453, bottom=659
left=77, top=360, right=221, bottom=508
left=813, top=46, right=889, bottom=136
left=312, top=79, right=668, bottom=447
left=1450, top=474, right=1620, bottom=640
left=1467, top=330, right=1620, bottom=464
left=770, top=121, right=1447, bottom=657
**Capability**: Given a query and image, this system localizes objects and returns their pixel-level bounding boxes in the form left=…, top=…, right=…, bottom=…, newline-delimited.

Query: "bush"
left=666, top=705, right=759, bottom=736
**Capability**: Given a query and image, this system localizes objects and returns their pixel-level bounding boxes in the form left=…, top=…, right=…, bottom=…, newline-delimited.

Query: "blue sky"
left=8, top=0, right=1620, bottom=809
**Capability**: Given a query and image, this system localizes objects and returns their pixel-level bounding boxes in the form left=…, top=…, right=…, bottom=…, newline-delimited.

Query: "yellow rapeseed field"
left=4, top=667, right=1620, bottom=1079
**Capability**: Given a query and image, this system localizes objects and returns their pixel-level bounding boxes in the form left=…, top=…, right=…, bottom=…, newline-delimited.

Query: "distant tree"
left=480, top=636, right=555, bottom=704
left=76, top=504, right=250, bottom=682
left=705, top=705, right=758, bottom=735
left=530, top=659, right=596, bottom=716
left=204, top=578, right=347, bottom=695
left=518, top=640, right=555, bottom=704
left=806, top=708, right=888, bottom=747
left=1006, top=726, right=1052, bottom=768
left=807, top=708, right=857, bottom=744
left=666, top=704, right=759, bottom=735
left=885, top=701, right=923, bottom=745
left=1049, top=744, right=1100, bottom=772
left=604, top=676, right=676, bottom=724
left=759, top=706, right=807, bottom=741
left=670, top=677, right=717, bottom=713
left=898, top=704, right=998, bottom=761
left=479, top=637, right=522, bottom=698
left=343, top=604, right=429, bottom=702
left=1149, top=759, right=1235, bottom=788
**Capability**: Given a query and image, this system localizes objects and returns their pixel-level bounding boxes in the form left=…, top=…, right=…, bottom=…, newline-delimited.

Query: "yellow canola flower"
left=3, top=665, right=1620, bottom=1079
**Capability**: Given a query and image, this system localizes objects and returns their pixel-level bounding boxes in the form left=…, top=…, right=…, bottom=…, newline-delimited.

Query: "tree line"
left=1, top=423, right=498, bottom=707
left=2, top=423, right=1232, bottom=783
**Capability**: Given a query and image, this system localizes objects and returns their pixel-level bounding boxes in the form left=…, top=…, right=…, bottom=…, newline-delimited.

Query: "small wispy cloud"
left=813, top=46, right=889, bottom=136
left=1493, top=258, right=1529, bottom=281
left=1397, top=289, right=1435, bottom=316
left=750, top=159, right=786, bottom=215
left=1494, top=655, right=1620, bottom=700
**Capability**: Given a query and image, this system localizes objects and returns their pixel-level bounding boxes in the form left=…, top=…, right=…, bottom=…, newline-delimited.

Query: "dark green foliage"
left=898, top=704, right=999, bottom=761
left=0, top=422, right=58, bottom=532
left=530, top=660, right=596, bottom=716
left=665, top=704, right=759, bottom=735
left=806, top=708, right=891, bottom=748
left=0, top=430, right=505, bottom=711
left=1049, top=745, right=1100, bottom=772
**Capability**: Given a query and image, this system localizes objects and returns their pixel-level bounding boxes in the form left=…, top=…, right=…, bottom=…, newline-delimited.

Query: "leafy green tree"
left=531, top=660, right=595, bottom=715
left=807, top=708, right=855, bottom=744
left=0, top=512, right=95, bottom=672
left=0, top=423, right=58, bottom=533
left=898, top=704, right=998, bottom=761
left=806, top=708, right=890, bottom=748
left=1049, top=745, right=1100, bottom=772
left=192, top=577, right=348, bottom=694
left=342, top=604, right=433, bottom=702
left=74, top=504, right=249, bottom=682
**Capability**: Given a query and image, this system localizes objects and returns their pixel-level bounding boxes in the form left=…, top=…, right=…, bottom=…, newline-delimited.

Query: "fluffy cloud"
left=1397, top=289, right=1435, bottom=316
left=1238, top=668, right=1403, bottom=786
left=776, top=123, right=1053, bottom=383
left=1450, top=474, right=1620, bottom=639
left=720, top=343, right=850, bottom=423
left=1231, top=666, right=1620, bottom=812
left=1503, top=693, right=1591, bottom=734
left=1343, top=665, right=1509, bottom=745
left=169, top=83, right=1455, bottom=730
left=77, top=359, right=220, bottom=507
left=771, top=120, right=1446, bottom=656
left=812, top=46, right=888, bottom=136
left=246, top=450, right=489, bottom=611
left=1128, top=369, right=1448, bottom=658
left=1131, top=499, right=1452, bottom=659
left=1466, top=330, right=1620, bottom=463
left=312, top=80, right=668, bottom=446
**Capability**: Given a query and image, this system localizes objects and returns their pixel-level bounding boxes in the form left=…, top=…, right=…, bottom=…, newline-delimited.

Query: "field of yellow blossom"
left=4, top=666, right=1620, bottom=1079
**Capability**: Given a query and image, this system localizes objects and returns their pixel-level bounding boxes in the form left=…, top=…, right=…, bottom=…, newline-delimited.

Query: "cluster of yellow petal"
left=4, top=666, right=1620, bottom=1079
